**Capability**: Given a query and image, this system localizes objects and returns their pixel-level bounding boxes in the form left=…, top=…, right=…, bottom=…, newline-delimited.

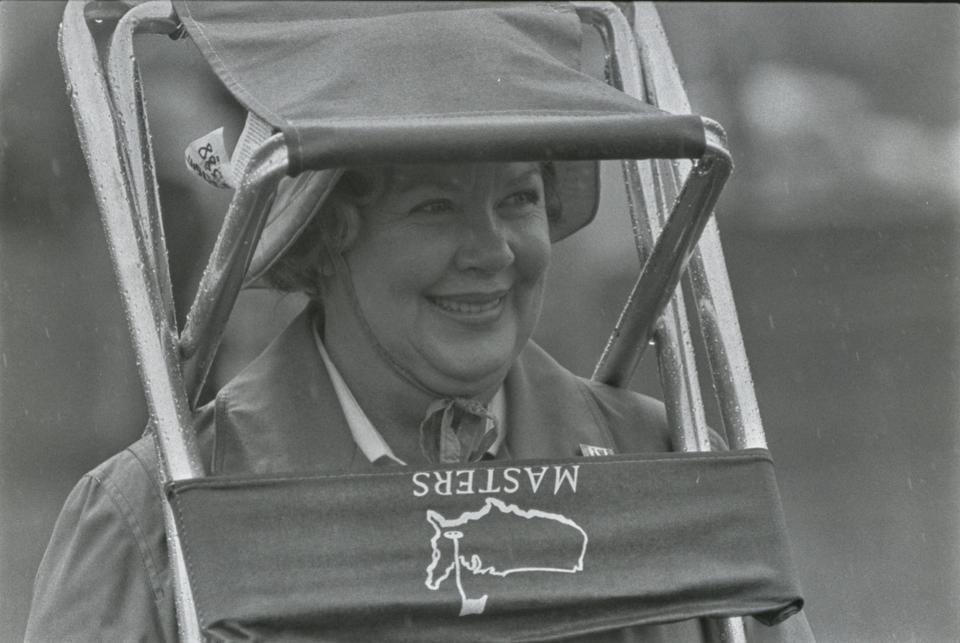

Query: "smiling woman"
left=287, top=164, right=551, bottom=460
left=324, top=164, right=552, bottom=440
left=255, top=163, right=560, bottom=465
left=211, top=159, right=675, bottom=473
left=25, top=153, right=688, bottom=638
left=25, top=1, right=811, bottom=641
left=26, top=155, right=674, bottom=639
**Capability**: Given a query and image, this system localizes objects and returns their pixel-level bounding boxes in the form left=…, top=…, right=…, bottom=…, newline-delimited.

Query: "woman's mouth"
left=427, top=291, right=508, bottom=320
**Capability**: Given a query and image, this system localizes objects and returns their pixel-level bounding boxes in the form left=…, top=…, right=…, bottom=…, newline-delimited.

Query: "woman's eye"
left=499, top=190, right=541, bottom=210
left=409, top=199, right=456, bottom=216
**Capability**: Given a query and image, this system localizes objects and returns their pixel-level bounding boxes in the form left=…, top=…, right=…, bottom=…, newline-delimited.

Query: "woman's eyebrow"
left=392, top=173, right=465, bottom=194
left=391, top=166, right=540, bottom=194
left=503, top=167, right=542, bottom=185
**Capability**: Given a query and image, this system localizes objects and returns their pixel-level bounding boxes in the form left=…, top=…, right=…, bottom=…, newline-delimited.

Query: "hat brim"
left=552, top=160, right=599, bottom=242
left=244, top=169, right=342, bottom=288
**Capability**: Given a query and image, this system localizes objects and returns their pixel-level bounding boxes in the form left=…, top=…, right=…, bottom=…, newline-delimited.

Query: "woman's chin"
left=419, top=346, right=514, bottom=397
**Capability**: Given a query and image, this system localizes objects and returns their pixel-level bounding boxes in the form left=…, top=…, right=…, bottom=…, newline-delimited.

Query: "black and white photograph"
left=1, top=2, right=957, bottom=641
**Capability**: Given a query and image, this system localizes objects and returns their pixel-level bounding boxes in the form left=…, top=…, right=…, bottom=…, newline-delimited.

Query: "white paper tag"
left=184, top=126, right=234, bottom=189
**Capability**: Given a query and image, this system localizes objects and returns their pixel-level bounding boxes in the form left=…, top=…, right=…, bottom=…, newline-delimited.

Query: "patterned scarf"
left=419, top=397, right=499, bottom=464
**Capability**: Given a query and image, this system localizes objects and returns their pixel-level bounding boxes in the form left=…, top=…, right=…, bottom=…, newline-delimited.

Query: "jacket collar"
left=211, top=308, right=615, bottom=475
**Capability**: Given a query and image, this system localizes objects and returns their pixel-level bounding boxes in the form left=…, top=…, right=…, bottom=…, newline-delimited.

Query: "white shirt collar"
left=312, top=321, right=505, bottom=465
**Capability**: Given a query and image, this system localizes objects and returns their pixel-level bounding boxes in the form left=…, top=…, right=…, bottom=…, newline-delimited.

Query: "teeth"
left=432, top=296, right=503, bottom=314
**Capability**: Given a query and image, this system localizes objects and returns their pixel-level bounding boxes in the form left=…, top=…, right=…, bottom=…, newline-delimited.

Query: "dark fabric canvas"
left=170, top=450, right=802, bottom=641
left=171, top=1, right=706, bottom=174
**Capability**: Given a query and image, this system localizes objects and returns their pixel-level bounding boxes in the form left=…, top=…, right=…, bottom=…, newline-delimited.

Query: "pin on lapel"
left=579, top=444, right=615, bottom=457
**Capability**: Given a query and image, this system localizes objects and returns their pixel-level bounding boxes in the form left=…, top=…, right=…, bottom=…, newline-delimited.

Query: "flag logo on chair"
left=424, top=497, right=589, bottom=615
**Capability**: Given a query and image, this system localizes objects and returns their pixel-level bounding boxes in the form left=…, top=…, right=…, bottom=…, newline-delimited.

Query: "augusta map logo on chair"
left=424, top=497, right=589, bottom=615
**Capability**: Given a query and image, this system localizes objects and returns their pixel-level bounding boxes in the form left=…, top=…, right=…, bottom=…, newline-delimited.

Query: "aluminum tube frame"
left=631, top=2, right=767, bottom=451
left=60, top=0, right=203, bottom=490
left=619, top=151, right=712, bottom=452
left=105, top=0, right=180, bottom=335
left=646, top=147, right=749, bottom=643
left=577, top=2, right=765, bottom=640
left=178, top=136, right=289, bottom=405
left=577, top=2, right=713, bottom=453
left=60, top=2, right=203, bottom=640
left=621, top=4, right=751, bottom=640
left=102, top=0, right=294, bottom=408
left=591, top=141, right=732, bottom=388
left=648, top=153, right=712, bottom=452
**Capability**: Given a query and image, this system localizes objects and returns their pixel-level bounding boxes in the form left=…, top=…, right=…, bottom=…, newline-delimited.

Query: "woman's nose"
left=454, top=208, right=515, bottom=274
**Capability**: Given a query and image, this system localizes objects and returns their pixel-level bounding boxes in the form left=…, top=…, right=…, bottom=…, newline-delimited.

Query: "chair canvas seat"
left=169, top=450, right=802, bottom=641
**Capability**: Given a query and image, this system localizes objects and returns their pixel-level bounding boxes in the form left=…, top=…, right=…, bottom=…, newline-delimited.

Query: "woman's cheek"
left=514, top=220, right=552, bottom=285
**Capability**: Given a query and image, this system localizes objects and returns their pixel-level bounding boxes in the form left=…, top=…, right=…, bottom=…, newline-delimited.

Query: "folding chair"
left=59, top=1, right=804, bottom=640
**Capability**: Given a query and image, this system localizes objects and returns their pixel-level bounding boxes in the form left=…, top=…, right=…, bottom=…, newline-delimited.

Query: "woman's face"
left=328, top=162, right=552, bottom=397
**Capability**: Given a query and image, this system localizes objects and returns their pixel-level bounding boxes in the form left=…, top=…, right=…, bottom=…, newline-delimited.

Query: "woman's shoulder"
left=80, top=411, right=215, bottom=500
left=517, top=342, right=673, bottom=453
left=580, top=376, right=730, bottom=452
left=578, top=376, right=669, bottom=426
left=576, top=375, right=674, bottom=453
left=26, top=431, right=177, bottom=641
left=64, top=430, right=170, bottom=566
left=87, top=430, right=165, bottom=494
left=48, top=432, right=169, bottom=543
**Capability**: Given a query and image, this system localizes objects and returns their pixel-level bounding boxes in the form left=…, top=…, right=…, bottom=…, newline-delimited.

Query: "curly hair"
left=265, top=163, right=562, bottom=301
left=264, top=169, right=383, bottom=299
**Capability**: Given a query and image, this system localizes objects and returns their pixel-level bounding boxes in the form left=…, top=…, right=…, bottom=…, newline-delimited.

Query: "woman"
left=219, top=160, right=679, bottom=473
left=32, top=0, right=817, bottom=637
left=24, top=160, right=697, bottom=640
left=28, top=150, right=817, bottom=641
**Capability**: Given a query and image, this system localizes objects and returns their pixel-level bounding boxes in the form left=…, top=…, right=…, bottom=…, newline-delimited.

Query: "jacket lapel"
left=503, top=342, right=619, bottom=459
left=211, top=309, right=366, bottom=475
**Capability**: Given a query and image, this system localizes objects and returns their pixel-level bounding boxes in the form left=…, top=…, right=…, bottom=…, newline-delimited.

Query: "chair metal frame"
left=59, top=2, right=765, bottom=641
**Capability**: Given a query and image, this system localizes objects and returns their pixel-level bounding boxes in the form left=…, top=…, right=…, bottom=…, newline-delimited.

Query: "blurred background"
left=1, top=2, right=957, bottom=641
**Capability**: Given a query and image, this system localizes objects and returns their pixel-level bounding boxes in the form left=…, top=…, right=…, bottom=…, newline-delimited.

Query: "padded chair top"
left=172, top=1, right=707, bottom=174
